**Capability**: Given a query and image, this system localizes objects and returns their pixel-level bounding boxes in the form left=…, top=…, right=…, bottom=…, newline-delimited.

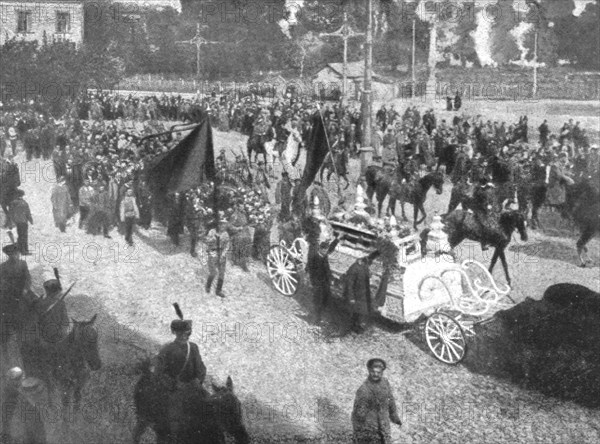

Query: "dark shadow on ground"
left=1, top=292, right=338, bottom=444
left=466, top=285, right=599, bottom=409
left=509, top=239, right=599, bottom=267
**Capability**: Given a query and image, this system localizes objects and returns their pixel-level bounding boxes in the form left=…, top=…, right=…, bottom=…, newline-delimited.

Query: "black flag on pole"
left=148, top=111, right=216, bottom=222
left=291, top=111, right=329, bottom=216
left=149, top=114, right=216, bottom=194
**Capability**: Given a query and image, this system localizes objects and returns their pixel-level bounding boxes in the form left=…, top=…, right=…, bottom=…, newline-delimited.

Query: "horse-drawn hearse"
left=266, top=189, right=516, bottom=364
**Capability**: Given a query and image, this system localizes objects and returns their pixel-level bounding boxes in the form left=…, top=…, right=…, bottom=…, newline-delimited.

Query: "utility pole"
left=319, top=11, right=365, bottom=106
left=412, top=18, right=416, bottom=99
left=359, top=0, right=373, bottom=183
left=533, top=29, right=538, bottom=98
left=176, top=23, right=226, bottom=79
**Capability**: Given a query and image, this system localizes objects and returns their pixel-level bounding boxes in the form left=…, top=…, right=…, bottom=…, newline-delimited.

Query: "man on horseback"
left=30, top=272, right=70, bottom=344
left=472, top=176, right=497, bottom=251
left=156, top=317, right=207, bottom=442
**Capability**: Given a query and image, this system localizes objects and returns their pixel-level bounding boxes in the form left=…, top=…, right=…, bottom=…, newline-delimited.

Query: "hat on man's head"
left=367, top=358, right=387, bottom=370
left=171, top=303, right=192, bottom=333
left=171, top=319, right=192, bottom=332
left=2, top=243, right=20, bottom=255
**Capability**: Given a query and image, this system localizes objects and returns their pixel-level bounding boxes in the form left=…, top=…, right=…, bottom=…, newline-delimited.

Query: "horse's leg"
left=400, top=200, right=408, bottom=221
left=489, top=248, right=500, bottom=273
left=498, top=248, right=511, bottom=286
left=576, top=227, right=595, bottom=267
left=416, top=203, right=427, bottom=226
left=388, top=198, right=396, bottom=218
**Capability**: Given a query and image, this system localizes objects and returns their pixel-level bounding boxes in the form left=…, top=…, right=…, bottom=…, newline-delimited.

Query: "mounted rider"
left=546, top=152, right=574, bottom=210
left=155, top=306, right=207, bottom=442
left=472, top=175, right=497, bottom=251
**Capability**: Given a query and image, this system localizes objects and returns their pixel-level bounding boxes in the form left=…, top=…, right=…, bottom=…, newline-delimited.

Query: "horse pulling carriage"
left=266, top=206, right=516, bottom=365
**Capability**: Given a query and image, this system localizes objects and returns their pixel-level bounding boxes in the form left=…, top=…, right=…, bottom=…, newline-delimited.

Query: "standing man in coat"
left=351, top=358, right=402, bottom=444
left=51, top=176, right=73, bottom=233
left=306, top=232, right=342, bottom=324
left=120, top=187, right=140, bottom=246
left=229, top=202, right=251, bottom=272
left=343, top=253, right=377, bottom=334
left=8, top=189, right=33, bottom=255
left=205, top=217, right=229, bottom=298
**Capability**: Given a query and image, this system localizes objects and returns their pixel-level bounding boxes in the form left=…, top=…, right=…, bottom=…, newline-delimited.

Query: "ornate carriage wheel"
left=424, top=312, right=467, bottom=365
left=267, top=245, right=299, bottom=296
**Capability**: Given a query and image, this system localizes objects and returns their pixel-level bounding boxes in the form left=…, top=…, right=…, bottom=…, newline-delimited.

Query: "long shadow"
left=509, top=238, right=600, bottom=267
left=401, top=294, right=600, bottom=410
left=1, top=292, right=344, bottom=443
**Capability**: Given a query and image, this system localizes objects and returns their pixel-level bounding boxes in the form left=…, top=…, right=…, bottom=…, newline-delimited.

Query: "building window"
left=17, top=11, right=32, bottom=33
left=56, top=12, right=71, bottom=33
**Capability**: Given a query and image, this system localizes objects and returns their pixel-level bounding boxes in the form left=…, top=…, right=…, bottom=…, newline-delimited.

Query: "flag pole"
left=315, top=105, right=341, bottom=196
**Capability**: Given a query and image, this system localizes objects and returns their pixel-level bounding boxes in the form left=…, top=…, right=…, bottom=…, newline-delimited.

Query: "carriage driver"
left=155, top=318, right=207, bottom=440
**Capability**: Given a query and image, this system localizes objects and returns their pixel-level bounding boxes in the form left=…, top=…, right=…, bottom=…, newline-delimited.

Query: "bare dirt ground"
left=2, top=116, right=600, bottom=443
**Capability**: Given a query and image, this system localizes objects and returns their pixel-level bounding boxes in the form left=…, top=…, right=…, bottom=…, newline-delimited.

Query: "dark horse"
left=562, top=180, right=600, bottom=267
left=133, top=359, right=250, bottom=444
left=421, top=209, right=528, bottom=286
left=319, top=149, right=350, bottom=189
left=247, top=126, right=275, bottom=165
left=19, top=314, right=102, bottom=410
left=386, top=172, right=444, bottom=229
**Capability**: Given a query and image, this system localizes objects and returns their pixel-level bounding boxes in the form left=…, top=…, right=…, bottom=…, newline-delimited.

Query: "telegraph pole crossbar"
left=319, top=11, right=365, bottom=106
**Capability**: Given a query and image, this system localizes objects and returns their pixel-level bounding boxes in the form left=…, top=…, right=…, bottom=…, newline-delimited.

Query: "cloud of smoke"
left=510, top=21, right=534, bottom=62
left=471, top=9, right=496, bottom=67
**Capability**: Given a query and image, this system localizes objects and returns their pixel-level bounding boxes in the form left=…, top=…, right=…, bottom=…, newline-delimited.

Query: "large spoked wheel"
left=425, top=312, right=467, bottom=365
left=267, top=246, right=299, bottom=296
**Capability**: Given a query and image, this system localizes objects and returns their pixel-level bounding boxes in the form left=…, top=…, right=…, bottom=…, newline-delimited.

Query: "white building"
left=0, top=0, right=84, bottom=46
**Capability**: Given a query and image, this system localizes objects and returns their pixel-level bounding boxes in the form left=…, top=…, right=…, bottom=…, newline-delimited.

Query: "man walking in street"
left=352, top=358, right=402, bottom=444
left=8, top=189, right=33, bottom=255
left=78, top=179, right=94, bottom=229
left=205, top=216, right=229, bottom=298
left=229, top=202, right=251, bottom=272
left=120, top=187, right=140, bottom=246
left=51, top=176, right=73, bottom=233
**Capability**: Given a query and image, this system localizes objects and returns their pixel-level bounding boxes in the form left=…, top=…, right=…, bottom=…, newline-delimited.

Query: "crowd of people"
left=1, top=88, right=600, bottom=444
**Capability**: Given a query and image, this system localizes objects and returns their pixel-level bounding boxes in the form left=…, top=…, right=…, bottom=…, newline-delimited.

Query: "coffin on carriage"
left=266, top=203, right=516, bottom=365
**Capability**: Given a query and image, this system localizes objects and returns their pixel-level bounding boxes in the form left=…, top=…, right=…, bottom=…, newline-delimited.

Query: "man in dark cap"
left=306, top=232, right=342, bottom=324
left=0, top=242, right=32, bottom=361
left=352, top=358, right=401, bottom=443
left=156, top=318, right=207, bottom=442
left=343, top=253, right=377, bottom=334
left=8, top=189, right=33, bottom=255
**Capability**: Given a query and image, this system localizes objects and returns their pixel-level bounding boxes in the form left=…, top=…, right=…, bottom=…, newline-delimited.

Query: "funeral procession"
left=0, top=0, right=599, bottom=443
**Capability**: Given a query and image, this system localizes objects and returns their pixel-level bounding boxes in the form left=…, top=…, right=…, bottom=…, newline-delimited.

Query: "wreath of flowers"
left=186, top=182, right=273, bottom=228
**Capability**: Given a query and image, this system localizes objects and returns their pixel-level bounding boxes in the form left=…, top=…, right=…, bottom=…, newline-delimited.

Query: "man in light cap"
left=155, top=317, right=206, bottom=441
left=1, top=367, right=48, bottom=444
left=352, top=358, right=401, bottom=443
